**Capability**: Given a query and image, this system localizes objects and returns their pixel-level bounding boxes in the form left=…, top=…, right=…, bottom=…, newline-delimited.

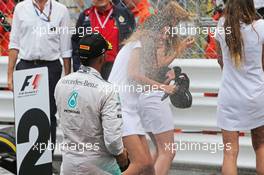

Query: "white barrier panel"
left=0, top=57, right=8, bottom=88
left=172, top=94, right=217, bottom=130
left=174, top=134, right=255, bottom=168
left=0, top=91, right=14, bottom=122
left=170, top=59, right=222, bottom=93
left=0, top=57, right=14, bottom=122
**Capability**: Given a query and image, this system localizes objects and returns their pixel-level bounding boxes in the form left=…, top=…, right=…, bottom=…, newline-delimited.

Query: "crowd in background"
left=0, top=0, right=249, bottom=58
left=0, top=0, right=157, bottom=56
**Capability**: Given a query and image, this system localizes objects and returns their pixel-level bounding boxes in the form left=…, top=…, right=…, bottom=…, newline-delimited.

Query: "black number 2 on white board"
left=17, top=108, right=52, bottom=175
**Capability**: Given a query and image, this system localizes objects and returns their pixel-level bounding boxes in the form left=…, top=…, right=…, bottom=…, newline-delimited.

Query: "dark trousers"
left=16, top=59, right=62, bottom=154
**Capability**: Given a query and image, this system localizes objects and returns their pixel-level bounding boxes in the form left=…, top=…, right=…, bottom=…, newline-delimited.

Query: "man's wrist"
left=114, top=148, right=124, bottom=158
left=8, top=62, right=16, bottom=75
left=63, top=57, right=71, bottom=75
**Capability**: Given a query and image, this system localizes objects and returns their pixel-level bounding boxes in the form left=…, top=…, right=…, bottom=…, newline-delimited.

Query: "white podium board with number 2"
left=13, top=67, right=52, bottom=175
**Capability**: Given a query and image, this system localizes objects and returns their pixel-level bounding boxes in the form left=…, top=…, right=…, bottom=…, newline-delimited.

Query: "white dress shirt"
left=9, top=0, right=72, bottom=61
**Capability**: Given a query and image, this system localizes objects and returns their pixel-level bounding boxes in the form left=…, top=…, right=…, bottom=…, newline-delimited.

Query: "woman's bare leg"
left=222, top=129, right=239, bottom=175
left=152, top=130, right=175, bottom=175
left=123, top=135, right=155, bottom=175
left=139, top=135, right=156, bottom=174
left=251, top=126, right=264, bottom=175
left=148, top=133, right=159, bottom=164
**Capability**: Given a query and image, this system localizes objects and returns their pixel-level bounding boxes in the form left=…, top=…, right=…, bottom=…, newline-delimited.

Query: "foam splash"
left=127, top=1, right=195, bottom=84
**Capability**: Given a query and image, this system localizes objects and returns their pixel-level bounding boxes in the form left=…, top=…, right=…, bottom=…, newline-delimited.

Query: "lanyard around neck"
left=94, top=8, right=113, bottom=29
left=33, top=0, right=52, bottom=22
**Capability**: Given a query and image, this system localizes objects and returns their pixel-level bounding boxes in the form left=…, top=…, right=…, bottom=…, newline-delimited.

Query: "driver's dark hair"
left=80, top=55, right=102, bottom=66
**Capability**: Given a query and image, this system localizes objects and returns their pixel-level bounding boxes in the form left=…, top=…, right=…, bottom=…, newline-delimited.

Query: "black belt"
left=21, top=59, right=59, bottom=65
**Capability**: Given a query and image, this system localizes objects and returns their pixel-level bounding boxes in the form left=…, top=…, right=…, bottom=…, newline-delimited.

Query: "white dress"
left=108, top=41, right=146, bottom=137
left=216, top=18, right=264, bottom=131
left=138, top=91, right=174, bottom=134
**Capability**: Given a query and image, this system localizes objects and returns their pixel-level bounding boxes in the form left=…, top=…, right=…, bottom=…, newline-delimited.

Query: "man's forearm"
left=63, top=58, right=71, bottom=75
left=7, top=49, right=19, bottom=90
left=8, top=49, right=19, bottom=76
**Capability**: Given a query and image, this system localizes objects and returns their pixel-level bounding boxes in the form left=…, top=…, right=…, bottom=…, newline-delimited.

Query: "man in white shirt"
left=8, top=0, right=72, bottom=159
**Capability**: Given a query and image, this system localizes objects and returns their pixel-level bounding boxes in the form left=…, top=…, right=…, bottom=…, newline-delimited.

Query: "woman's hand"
left=180, top=36, right=195, bottom=49
left=162, top=84, right=177, bottom=95
left=166, top=69, right=176, bottom=81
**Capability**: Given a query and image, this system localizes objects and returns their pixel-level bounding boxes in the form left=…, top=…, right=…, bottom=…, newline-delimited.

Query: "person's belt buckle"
left=33, top=60, right=41, bottom=65
left=33, top=60, right=38, bottom=65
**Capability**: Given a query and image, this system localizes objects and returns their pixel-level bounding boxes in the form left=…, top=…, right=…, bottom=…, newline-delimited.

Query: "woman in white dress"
left=109, top=2, right=194, bottom=174
left=136, top=35, right=194, bottom=175
left=215, top=0, right=264, bottom=174
left=128, top=2, right=194, bottom=175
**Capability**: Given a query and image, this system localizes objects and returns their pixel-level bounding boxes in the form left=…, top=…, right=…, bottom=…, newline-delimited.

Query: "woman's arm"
left=128, top=48, right=177, bottom=94
left=216, top=41, right=223, bottom=69
left=262, top=45, right=264, bottom=71
left=128, top=48, right=163, bottom=89
left=157, top=37, right=195, bottom=68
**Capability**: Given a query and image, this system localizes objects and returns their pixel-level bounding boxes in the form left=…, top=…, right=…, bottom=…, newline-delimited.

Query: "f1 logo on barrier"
left=20, top=74, right=41, bottom=92
left=13, top=68, right=52, bottom=175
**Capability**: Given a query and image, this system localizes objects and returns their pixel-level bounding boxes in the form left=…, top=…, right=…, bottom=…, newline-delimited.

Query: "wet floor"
left=0, top=163, right=256, bottom=175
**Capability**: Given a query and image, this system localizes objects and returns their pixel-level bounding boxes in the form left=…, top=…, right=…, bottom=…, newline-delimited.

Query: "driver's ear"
left=99, top=54, right=105, bottom=64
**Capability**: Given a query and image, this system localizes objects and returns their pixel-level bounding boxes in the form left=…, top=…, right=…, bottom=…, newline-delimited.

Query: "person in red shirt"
left=121, top=0, right=156, bottom=25
left=72, top=0, right=135, bottom=79
left=0, top=0, right=14, bottom=56
left=89, top=2, right=119, bottom=63
left=204, top=1, right=225, bottom=59
left=204, top=0, right=226, bottom=97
